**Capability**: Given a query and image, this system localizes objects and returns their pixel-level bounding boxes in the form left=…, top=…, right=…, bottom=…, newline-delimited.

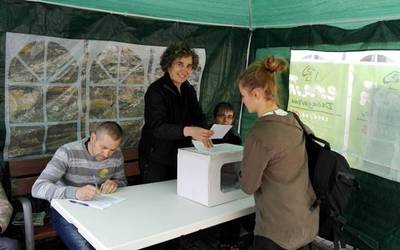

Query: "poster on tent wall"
left=4, top=32, right=206, bottom=159
left=288, top=50, right=400, bottom=182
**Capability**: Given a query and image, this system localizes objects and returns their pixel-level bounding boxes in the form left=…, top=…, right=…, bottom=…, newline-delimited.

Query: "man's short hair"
left=95, top=121, right=123, bottom=140
left=213, top=102, right=234, bottom=119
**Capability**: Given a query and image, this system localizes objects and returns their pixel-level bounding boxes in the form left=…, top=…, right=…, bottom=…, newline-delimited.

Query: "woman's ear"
left=251, top=87, right=263, bottom=99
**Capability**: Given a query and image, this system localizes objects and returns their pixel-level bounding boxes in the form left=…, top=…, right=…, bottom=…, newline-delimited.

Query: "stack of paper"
left=68, top=195, right=125, bottom=209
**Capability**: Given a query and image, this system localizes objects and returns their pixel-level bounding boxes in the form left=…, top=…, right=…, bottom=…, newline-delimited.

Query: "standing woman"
left=139, top=42, right=213, bottom=184
left=238, top=56, right=318, bottom=250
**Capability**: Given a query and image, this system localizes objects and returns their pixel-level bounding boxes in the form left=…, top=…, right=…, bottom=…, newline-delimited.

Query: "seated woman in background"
left=238, top=56, right=318, bottom=250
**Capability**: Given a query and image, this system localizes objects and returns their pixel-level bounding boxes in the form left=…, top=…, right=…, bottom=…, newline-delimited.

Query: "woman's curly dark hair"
left=160, top=42, right=199, bottom=72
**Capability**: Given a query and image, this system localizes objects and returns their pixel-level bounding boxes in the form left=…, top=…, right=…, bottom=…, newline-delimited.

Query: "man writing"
left=32, top=121, right=127, bottom=249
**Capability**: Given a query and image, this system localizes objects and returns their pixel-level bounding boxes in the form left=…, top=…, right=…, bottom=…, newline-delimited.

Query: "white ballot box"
left=177, top=143, right=248, bottom=207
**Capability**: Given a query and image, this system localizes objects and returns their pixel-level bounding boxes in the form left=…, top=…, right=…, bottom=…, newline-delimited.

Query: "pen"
left=92, top=175, right=99, bottom=189
left=69, top=200, right=90, bottom=207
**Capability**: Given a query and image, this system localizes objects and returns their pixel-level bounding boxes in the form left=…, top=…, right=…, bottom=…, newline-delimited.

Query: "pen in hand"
left=92, top=175, right=99, bottom=190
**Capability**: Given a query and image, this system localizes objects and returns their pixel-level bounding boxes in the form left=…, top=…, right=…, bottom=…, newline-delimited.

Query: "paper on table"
left=209, top=124, right=232, bottom=139
left=68, top=195, right=125, bottom=210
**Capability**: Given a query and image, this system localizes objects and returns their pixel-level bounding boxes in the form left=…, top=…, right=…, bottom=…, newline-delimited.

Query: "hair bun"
left=264, top=56, right=288, bottom=73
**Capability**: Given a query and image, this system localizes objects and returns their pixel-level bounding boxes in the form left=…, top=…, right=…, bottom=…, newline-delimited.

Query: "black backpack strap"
left=291, top=112, right=330, bottom=149
left=333, top=216, right=347, bottom=250
left=291, top=111, right=335, bottom=208
left=337, top=171, right=361, bottom=190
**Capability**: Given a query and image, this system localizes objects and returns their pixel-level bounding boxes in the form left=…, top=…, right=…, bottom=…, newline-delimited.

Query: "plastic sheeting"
left=288, top=49, right=400, bottom=182
left=3, top=32, right=208, bottom=159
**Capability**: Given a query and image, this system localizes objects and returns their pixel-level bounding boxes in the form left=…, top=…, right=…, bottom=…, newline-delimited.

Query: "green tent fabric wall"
left=26, top=0, right=400, bottom=29
left=239, top=21, right=400, bottom=250
left=2, top=1, right=400, bottom=249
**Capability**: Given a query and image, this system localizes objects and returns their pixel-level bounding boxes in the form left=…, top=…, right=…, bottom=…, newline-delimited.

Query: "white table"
left=51, top=180, right=255, bottom=250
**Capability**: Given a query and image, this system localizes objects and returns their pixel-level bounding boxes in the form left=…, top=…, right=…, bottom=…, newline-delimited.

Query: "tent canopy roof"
left=28, top=0, right=400, bottom=29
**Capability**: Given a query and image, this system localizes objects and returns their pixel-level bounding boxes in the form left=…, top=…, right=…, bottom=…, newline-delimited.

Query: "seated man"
left=32, top=121, right=127, bottom=250
left=211, top=102, right=241, bottom=146
left=0, top=183, right=19, bottom=250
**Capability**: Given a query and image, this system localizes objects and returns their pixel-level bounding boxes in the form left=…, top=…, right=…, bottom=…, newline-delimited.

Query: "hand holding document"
left=184, top=126, right=214, bottom=141
left=192, top=139, right=210, bottom=152
left=192, top=124, right=233, bottom=153
left=209, top=124, right=232, bottom=139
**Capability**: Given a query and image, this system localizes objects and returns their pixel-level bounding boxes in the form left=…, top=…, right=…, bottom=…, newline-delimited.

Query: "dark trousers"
left=220, top=213, right=255, bottom=245
left=254, top=235, right=312, bottom=250
left=0, top=236, right=19, bottom=250
left=51, top=208, right=94, bottom=250
left=220, top=219, right=241, bottom=245
left=141, top=238, right=182, bottom=250
left=139, top=157, right=176, bottom=184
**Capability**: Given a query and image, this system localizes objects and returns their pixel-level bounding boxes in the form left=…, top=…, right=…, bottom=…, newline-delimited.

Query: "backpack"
left=292, top=112, right=360, bottom=250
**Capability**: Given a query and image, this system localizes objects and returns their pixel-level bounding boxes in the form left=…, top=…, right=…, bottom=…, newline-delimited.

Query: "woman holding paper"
left=238, top=56, right=318, bottom=250
left=139, top=42, right=213, bottom=184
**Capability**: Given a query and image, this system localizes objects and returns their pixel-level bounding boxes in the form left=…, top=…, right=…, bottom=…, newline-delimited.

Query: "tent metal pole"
left=247, top=0, right=253, bottom=31
left=238, top=30, right=253, bottom=134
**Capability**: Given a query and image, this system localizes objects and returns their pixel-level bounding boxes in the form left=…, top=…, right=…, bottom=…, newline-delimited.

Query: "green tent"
left=24, top=0, right=400, bottom=29
left=2, top=1, right=400, bottom=249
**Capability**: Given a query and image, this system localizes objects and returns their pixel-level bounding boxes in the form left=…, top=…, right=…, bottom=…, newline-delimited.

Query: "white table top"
left=51, top=180, right=255, bottom=250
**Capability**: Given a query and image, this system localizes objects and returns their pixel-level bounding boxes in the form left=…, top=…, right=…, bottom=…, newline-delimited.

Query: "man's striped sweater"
left=32, top=139, right=127, bottom=201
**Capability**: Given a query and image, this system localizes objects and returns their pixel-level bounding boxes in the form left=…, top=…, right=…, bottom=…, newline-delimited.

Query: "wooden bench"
left=7, top=148, right=140, bottom=250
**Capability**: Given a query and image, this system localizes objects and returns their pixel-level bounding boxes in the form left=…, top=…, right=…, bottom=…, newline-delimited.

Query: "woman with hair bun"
left=238, top=56, right=318, bottom=250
